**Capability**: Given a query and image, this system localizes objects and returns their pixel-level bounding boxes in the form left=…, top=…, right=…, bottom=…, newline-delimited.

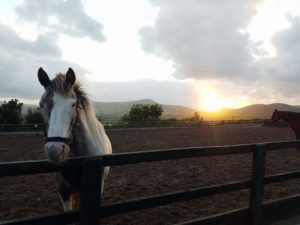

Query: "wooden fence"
left=0, top=124, right=43, bottom=132
left=0, top=120, right=266, bottom=132
left=1, top=140, right=300, bottom=225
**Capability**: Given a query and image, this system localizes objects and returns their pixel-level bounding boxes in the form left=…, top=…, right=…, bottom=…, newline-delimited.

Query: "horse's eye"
left=72, top=103, right=76, bottom=107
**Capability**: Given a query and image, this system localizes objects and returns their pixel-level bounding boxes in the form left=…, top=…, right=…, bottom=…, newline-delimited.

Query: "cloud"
left=16, top=0, right=105, bottom=42
left=245, top=16, right=300, bottom=103
left=0, top=19, right=196, bottom=108
left=0, top=24, right=61, bottom=57
left=0, top=0, right=102, bottom=100
left=256, top=16, right=300, bottom=82
left=138, top=0, right=300, bottom=105
left=139, top=0, right=262, bottom=80
left=0, top=24, right=86, bottom=99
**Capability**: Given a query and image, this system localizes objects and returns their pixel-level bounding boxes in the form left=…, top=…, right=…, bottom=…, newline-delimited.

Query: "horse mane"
left=74, top=84, right=106, bottom=142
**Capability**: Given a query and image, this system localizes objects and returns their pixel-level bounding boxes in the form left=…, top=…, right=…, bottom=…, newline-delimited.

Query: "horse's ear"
left=38, top=67, right=50, bottom=88
left=66, top=67, right=76, bottom=86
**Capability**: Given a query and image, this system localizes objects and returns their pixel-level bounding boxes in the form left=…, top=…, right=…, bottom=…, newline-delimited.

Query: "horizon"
left=1, top=1, right=300, bottom=111
left=1, top=97, right=299, bottom=113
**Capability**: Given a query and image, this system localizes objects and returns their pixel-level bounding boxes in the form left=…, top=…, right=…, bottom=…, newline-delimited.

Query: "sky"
left=1, top=0, right=300, bottom=111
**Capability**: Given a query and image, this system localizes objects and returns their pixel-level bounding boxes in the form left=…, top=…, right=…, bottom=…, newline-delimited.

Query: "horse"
left=37, top=67, right=112, bottom=210
left=271, top=109, right=300, bottom=149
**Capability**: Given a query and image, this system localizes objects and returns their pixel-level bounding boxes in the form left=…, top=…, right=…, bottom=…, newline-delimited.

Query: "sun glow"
left=200, top=91, right=237, bottom=112
left=201, top=92, right=223, bottom=112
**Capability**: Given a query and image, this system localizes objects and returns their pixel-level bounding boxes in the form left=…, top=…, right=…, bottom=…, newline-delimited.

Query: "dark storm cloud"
left=16, top=0, right=106, bottom=41
left=139, top=0, right=262, bottom=80
left=0, top=24, right=86, bottom=99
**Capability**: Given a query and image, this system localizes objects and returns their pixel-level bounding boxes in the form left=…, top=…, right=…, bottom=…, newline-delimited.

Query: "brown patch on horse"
left=70, top=192, right=81, bottom=210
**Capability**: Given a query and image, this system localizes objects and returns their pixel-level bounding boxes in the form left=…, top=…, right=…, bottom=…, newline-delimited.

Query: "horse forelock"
left=48, top=74, right=75, bottom=97
left=42, top=74, right=87, bottom=102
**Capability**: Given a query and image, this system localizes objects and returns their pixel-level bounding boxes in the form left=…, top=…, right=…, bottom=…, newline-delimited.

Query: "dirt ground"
left=1, top=124, right=300, bottom=224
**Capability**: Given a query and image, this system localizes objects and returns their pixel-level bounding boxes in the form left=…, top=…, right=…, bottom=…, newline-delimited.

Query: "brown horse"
left=271, top=109, right=300, bottom=148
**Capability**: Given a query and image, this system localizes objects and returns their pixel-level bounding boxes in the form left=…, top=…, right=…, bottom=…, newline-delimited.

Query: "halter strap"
left=45, top=136, right=72, bottom=144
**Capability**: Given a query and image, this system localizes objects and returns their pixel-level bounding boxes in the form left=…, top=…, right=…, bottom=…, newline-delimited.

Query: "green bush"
left=25, top=107, right=43, bottom=124
left=0, top=99, right=23, bottom=124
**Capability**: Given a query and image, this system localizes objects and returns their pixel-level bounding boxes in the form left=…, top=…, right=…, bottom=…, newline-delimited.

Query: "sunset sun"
left=200, top=91, right=238, bottom=112
left=201, top=92, right=222, bottom=112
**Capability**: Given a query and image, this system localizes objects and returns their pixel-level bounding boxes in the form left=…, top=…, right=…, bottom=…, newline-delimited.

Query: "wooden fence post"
left=250, top=144, right=267, bottom=225
left=79, top=157, right=103, bottom=225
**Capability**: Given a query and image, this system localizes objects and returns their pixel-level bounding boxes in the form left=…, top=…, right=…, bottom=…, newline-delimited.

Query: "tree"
left=127, top=104, right=148, bottom=122
left=119, top=104, right=163, bottom=123
left=183, top=112, right=203, bottom=121
left=149, top=104, right=163, bottom=119
left=193, top=112, right=201, bottom=121
left=0, top=99, right=23, bottom=124
left=119, top=113, right=129, bottom=123
left=25, top=107, right=43, bottom=124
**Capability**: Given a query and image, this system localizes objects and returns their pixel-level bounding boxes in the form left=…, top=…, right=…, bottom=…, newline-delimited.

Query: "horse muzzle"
left=45, top=141, right=70, bottom=164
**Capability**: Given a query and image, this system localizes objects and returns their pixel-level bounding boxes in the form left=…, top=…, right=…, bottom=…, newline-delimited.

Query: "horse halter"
left=43, top=120, right=75, bottom=145
left=45, top=136, right=72, bottom=144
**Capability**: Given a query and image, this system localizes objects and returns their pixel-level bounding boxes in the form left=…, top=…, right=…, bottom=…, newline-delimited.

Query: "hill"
left=202, top=103, right=300, bottom=120
left=94, top=101, right=300, bottom=121
left=93, top=99, right=196, bottom=121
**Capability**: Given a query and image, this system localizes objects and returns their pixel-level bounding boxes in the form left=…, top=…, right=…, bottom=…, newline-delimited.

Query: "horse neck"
left=278, top=112, right=296, bottom=123
left=72, top=107, right=111, bottom=157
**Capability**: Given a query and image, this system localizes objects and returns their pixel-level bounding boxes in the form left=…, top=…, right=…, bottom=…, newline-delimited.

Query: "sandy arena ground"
left=1, top=124, right=300, bottom=224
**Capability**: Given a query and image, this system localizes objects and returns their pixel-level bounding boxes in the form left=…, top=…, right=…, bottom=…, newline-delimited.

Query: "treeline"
left=0, top=99, right=168, bottom=125
left=0, top=99, right=203, bottom=125
left=0, top=99, right=42, bottom=124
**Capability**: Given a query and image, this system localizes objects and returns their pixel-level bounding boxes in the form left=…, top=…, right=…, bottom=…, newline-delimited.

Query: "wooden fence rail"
left=1, top=140, right=300, bottom=225
left=0, top=120, right=265, bottom=132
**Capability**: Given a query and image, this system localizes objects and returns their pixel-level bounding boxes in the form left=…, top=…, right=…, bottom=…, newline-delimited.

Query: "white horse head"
left=38, top=67, right=78, bottom=164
